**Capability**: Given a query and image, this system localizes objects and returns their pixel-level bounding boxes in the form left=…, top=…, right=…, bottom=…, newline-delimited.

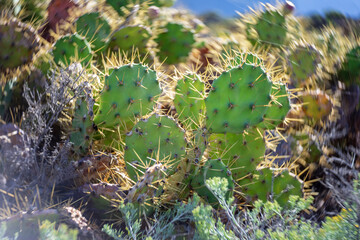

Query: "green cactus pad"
left=208, top=128, right=265, bottom=180
left=93, top=64, right=161, bottom=130
left=238, top=168, right=302, bottom=206
left=107, top=25, right=151, bottom=56
left=205, top=64, right=273, bottom=133
left=338, top=46, right=360, bottom=85
left=155, top=23, right=195, bottom=64
left=70, top=96, right=94, bottom=156
left=191, top=159, right=234, bottom=207
left=287, top=44, right=321, bottom=85
left=0, top=17, right=40, bottom=73
left=258, top=84, right=291, bottom=129
left=52, top=33, right=92, bottom=67
left=75, top=12, right=111, bottom=53
left=124, top=115, right=187, bottom=182
left=174, top=74, right=206, bottom=131
left=247, top=8, right=287, bottom=47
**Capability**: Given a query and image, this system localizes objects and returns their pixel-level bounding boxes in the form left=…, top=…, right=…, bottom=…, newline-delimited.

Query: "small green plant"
left=103, top=202, right=142, bottom=240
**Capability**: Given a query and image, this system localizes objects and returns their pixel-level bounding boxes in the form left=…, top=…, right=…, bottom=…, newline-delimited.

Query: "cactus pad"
left=338, top=46, right=360, bottom=85
left=155, top=23, right=195, bottom=64
left=0, top=17, right=40, bottom=73
left=75, top=12, right=111, bottom=53
left=174, top=74, right=206, bottom=131
left=191, top=158, right=234, bottom=207
left=287, top=44, right=321, bottom=85
left=93, top=64, right=161, bottom=130
left=107, top=25, right=151, bottom=56
left=238, top=168, right=302, bottom=206
left=52, top=34, right=92, bottom=66
left=205, top=64, right=273, bottom=133
left=258, top=84, right=291, bottom=129
left=70, top=96, right=94, bottom=156
left=247, top=7, right=287, bottom=47
left=208, top=128, right=265, bottom=180
left=300, top=90, right=333, bottom=122
left=124, top=115, right=187, bottom=182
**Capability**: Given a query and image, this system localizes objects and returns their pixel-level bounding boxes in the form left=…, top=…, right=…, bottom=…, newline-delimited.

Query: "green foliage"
left=193, top=177, right=237, bottom=239
left=318, top=175, right=360, bottom=240
left=103, top=203, right=142, bottom=240
left=191, top=160, right=234, bottom=207
left=103, top=195, right=200, bottom=239
left=193, top=203, right=237, bottom=240
left=39, top=220, right=78, bottom=240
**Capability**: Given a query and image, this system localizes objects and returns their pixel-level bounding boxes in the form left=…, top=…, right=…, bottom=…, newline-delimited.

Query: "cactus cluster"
left=1, top=0, right=360, bottom=238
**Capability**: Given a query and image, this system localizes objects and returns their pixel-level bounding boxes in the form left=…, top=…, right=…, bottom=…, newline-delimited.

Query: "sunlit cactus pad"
left=124, top=115, right=187, bottom=181
left=93, top=63, right=161, bottom=130
left=205, top=64, right=273, bottom=133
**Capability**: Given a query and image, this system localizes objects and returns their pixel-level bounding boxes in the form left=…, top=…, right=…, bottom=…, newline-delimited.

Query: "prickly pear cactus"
left=258, top=84, right=291, bottom=129
left=0, top=16, right=40, bottom=73
left=246, top=5, right=287, bottom=48
left=107, top=25, right=151, bottom=56
left=208, top=129, right=266, bottom=180
left=205, top=64, right=273, bottom=133
left=173, top=73, right=206, bottom=131
left=191, top=158, right=234, bottom=207
left=93, top=63, right=161, bottom=131
left=75, top=12, right=111, bottom=53
left=238, top=168, right=302, bottom=206
left=337, top=46, right=360, bottom=85
left=52, top=33, right=92, bottom=67
left=124, top=115, right=187, bottom=182
left=70, top=95, right=94, bottom=156
left=287, top=43, right=321, bottom=86
left=155, top=23, right=195, bottom=64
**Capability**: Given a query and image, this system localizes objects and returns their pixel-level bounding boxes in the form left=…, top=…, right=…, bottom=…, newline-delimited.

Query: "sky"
left=174, top=0, right=360, bottom=18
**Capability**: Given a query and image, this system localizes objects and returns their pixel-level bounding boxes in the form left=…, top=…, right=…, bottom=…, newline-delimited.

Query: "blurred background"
left=175, top=0, right=360, bottom=18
